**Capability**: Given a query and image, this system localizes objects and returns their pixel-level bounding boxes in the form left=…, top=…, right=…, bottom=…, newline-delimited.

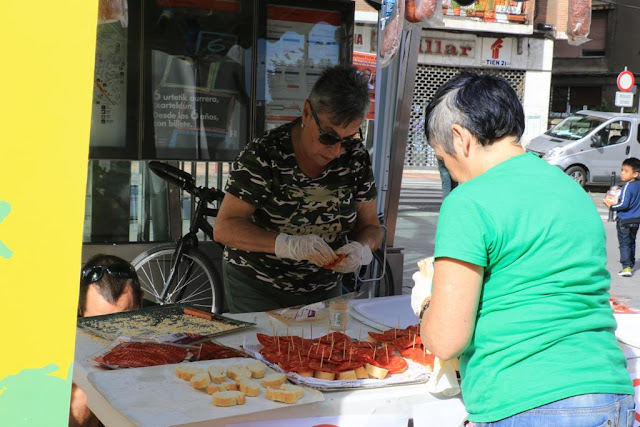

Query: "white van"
left=526, top=110, right=640, bottom=187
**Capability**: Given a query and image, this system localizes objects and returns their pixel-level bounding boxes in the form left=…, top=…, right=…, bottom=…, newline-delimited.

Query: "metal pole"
left=621, top=66, right=628, bottom=114
left=608, top=171, right=616, bottom=222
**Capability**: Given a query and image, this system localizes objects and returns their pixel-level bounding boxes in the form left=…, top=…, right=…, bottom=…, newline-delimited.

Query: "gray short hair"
left=426, top=89, right=460, bottom=155
left=424, top=72, right=525, bottom=155
left=308, top=64, right=370, bottom=127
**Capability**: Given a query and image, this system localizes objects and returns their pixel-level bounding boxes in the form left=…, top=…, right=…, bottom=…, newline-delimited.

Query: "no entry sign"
left=617, top=70, right=635, bottom=92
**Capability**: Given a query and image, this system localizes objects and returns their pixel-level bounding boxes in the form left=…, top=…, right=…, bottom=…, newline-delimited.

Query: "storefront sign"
left=419, top=37, right=475, bottom=58
left=481, top=37, right=512, bottom=67
left=354, top=24, right=377, bottom=54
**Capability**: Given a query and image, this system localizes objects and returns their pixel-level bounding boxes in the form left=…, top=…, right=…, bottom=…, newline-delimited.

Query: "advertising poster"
left=0, top=1, right=98, bottom=425
left=145, top=2, right=250, bottom=161
left=353, top=51, right=377, bottom=120
left=264, top=5, right=342, bottom=129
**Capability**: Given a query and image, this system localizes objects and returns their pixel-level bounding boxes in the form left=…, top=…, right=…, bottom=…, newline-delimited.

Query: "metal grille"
left=406, top=65, right=526, bottom=167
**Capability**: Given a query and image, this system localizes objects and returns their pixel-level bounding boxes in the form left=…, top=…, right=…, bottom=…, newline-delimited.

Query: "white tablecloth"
left=73, top=299, right=463, bottom=427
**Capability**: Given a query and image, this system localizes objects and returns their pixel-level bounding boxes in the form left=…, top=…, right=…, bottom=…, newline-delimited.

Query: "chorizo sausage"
left=406, top=0, right=438, bottom=23
left=567, top=0, right=591, bottom=39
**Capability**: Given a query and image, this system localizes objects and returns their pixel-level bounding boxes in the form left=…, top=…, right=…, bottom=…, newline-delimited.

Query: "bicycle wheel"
left=132, top=243, right=223, bottom=313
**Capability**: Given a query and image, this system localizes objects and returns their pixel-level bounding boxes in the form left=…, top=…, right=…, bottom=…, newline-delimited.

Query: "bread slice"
left=236, top=378, right=260, bottom=397
left=313, top=370, right=335, bottom=381
left=189, top=372, right=210, bottom=389
left=337, top=370, right=357, bottom=380
left=297, top=370, right=314, bottom=377
left=260, top=372, right=286, bottom=388
left=206, top=381, right=238, bottom=394
left=279, top=383, right=304, bottom=400
left=211, top=390, right=246, bottom=407
left=365, top=363, right=389, bottom=380
left=354, top=365, right=368, bottom=379
left=246, top=360, right=267, bottom=379
left=207, top=365, right=226, bottom=384
left=175, top=365, right=204, bottom=381
left=265, top=387, right=300, bottom=404
left=227, top=364, right=252, bottom=381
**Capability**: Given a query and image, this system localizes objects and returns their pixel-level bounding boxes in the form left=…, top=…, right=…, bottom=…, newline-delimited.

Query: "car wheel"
left=565, top=166, right=587, bottom=187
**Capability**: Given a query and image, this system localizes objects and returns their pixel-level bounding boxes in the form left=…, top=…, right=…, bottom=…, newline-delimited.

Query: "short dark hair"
left=308, top=64, right=370, bottom=127
left=424, top=71, right=525, bottom=154
left=622, top=157, right=640, bottom=174
left=79, top=254, right=142, bottom=316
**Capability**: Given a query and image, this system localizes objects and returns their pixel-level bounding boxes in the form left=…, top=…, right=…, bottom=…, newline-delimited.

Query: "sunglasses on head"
left=307, top=100, right=363, bottom=149
left=81, top=263, right=136, bottom=285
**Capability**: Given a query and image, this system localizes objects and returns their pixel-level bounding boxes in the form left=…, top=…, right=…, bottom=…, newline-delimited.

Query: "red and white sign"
left=481, top=37, right=512, bottom=67
left=617, top=70, right=635, bottom=92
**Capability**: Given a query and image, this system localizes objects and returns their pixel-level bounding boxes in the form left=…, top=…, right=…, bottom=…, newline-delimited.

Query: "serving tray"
left=77, top=304, right=254, bottom=341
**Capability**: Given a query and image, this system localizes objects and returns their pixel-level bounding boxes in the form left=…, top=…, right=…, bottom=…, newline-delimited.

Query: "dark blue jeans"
left=616, top=220, right=639, bottom=269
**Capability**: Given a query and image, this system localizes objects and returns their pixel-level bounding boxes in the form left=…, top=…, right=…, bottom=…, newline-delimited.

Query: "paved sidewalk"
left=395, top=169, right=640, bottom=309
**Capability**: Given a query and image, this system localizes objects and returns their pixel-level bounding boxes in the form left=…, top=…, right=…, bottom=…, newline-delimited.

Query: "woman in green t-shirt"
left=414, top=72, right=634, bottom=425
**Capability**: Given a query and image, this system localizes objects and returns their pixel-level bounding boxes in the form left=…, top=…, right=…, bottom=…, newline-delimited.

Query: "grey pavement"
left=395, top=169, right=640, bottom=309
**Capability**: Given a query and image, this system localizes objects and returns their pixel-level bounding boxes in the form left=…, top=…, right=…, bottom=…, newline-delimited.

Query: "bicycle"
left=131, top=161, right=225, bottom=313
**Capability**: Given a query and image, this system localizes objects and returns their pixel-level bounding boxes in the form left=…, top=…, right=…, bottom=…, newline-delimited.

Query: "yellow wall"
left=0, top=2, right=98, bottom=424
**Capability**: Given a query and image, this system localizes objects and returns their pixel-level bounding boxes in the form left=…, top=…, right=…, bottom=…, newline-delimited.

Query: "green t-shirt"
left=223, top=119, right=377, bottom=294
left=434, top=153, right=632, bottom=422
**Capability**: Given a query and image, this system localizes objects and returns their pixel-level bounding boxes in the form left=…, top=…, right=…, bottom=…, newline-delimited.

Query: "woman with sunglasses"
left=214, top=64, right=382, bottom=313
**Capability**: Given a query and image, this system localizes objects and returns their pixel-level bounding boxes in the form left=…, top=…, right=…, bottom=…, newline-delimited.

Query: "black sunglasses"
left=307, top=100, right=363, bottom=148
left=81, top=263, right=136, bottom=285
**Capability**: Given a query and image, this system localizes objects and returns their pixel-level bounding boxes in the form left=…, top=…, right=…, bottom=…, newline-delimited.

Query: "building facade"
left=551, top=0, right=640, bottom=122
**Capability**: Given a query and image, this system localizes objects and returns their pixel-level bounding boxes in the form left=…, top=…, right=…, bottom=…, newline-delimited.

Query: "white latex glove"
left=332, top=242, right=373, bottom=273
left=274, top=233, right=335, bottom=266
left=411, top=256, right=434, bottom=317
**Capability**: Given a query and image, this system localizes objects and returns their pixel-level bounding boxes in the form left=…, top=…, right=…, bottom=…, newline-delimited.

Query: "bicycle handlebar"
left=149, top=161, right=195, bottom=192
left=148, top=161, right=225, bottom=210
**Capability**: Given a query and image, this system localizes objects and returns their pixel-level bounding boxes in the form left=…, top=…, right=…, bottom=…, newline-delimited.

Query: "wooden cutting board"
left=88, top=358, right=324, bottom=427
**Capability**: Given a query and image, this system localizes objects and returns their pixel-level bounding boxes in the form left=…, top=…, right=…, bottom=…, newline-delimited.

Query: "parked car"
left=526, top=110, right=640, bottom=187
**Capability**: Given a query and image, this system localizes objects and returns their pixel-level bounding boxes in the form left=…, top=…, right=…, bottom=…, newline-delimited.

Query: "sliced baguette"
left=279, top=383, right=304, bottom=400
left=207, top=365, right=227, bottom=384
left=246, top=360, right=267, bottom=379
left=211, top=390, right=246, bottom=407
left=236, top=378, right=260, bottom=397
left=337, top=370, right=357, bottom=380
left=313, top=370, right=335, bottom=381
left=189, top=372, right=210, bottom=389
left=265, top=387, right=300, bottom=404
left=260, top=372, right=286, bottom=388
left=227, top=364, right=252, bottom=381
left=354, top=365, right=368, bottom=379
left=365, top=363, right=388, bottom=380
left=175, top=365, right=204, bottom=381
left=206, top=381, right=238, bottom=394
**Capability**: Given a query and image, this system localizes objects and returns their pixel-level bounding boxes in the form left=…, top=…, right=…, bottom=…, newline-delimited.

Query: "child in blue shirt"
left=604, top=157, right=640, bottom=276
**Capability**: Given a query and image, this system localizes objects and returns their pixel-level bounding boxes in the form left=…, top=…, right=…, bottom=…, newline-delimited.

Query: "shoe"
left=618, top=267, right=633, bottom=277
